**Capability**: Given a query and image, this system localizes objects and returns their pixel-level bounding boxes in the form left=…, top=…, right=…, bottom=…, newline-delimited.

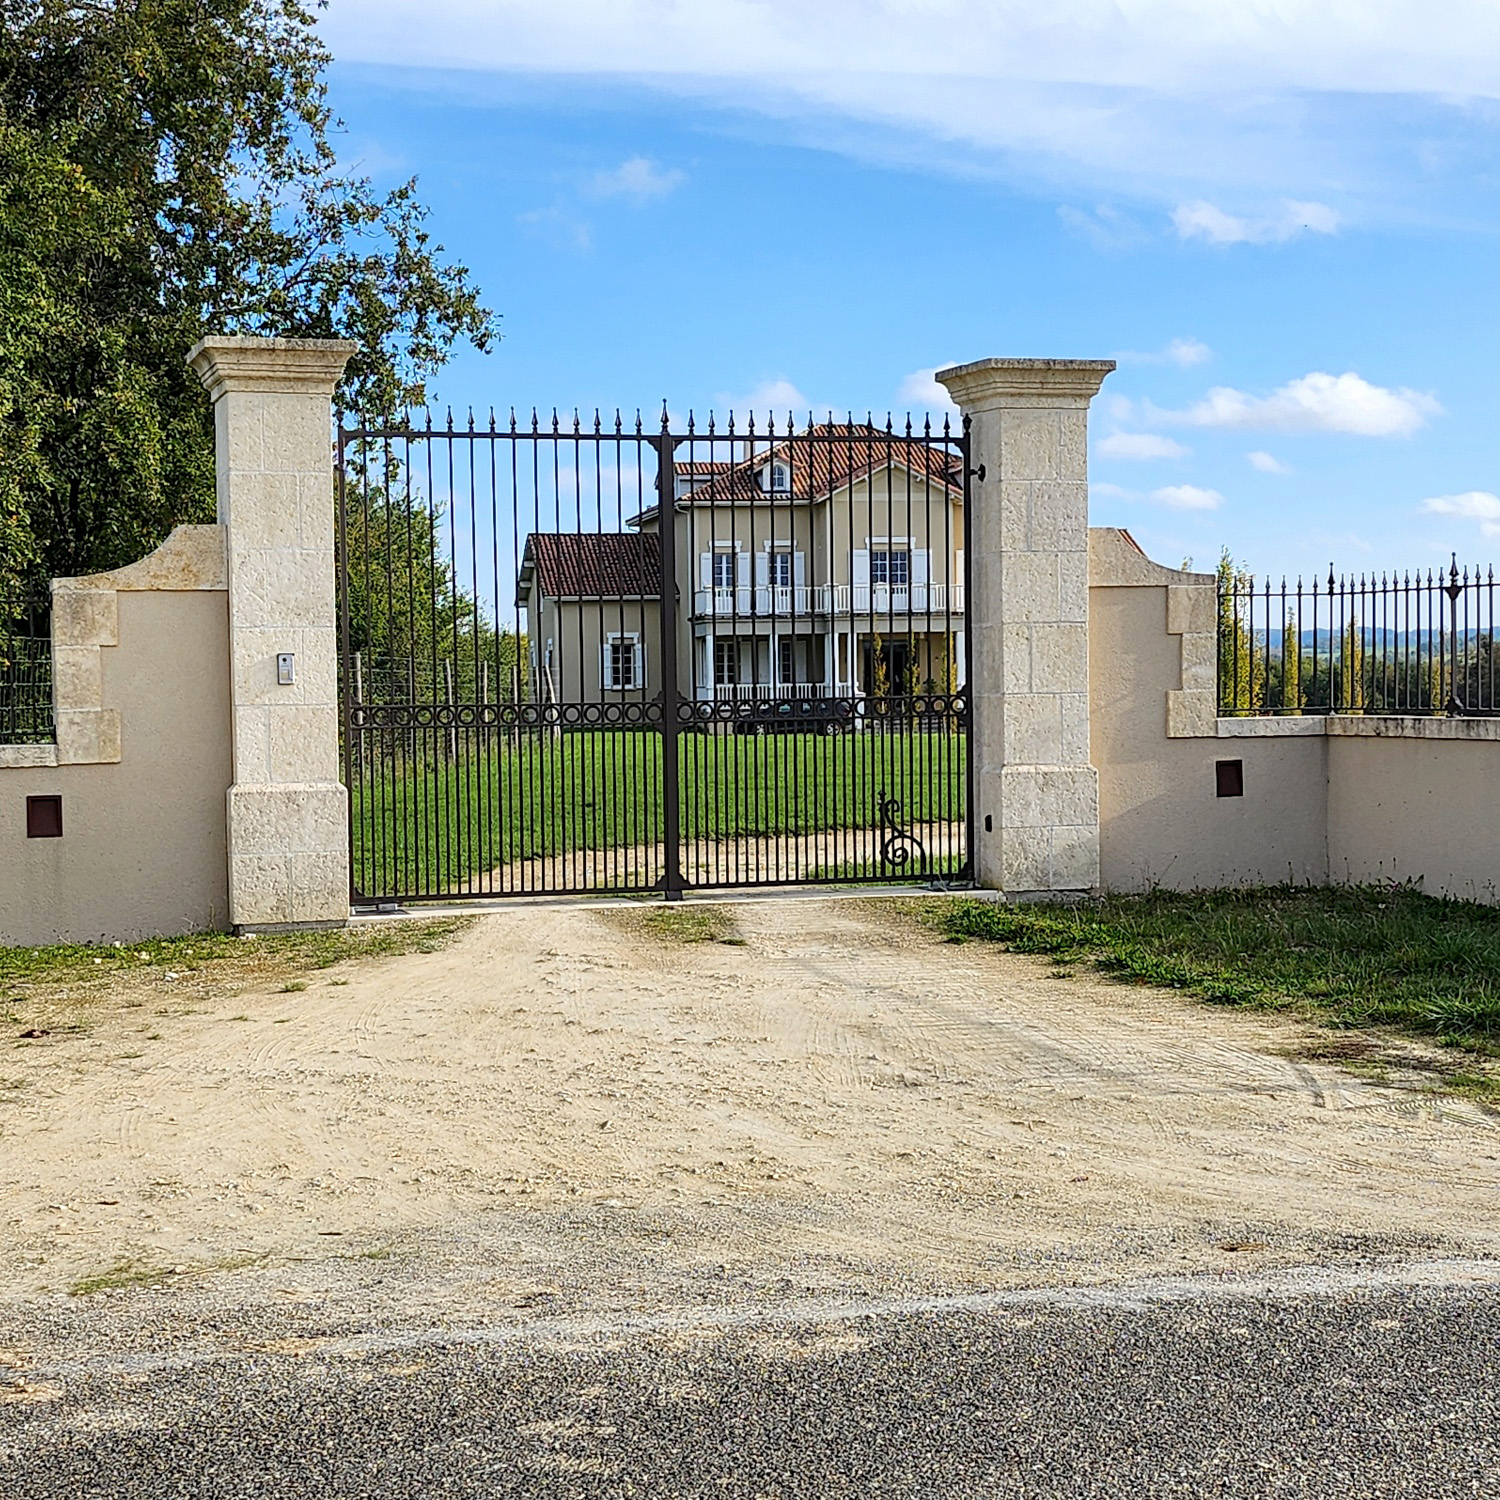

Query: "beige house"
left=519, top=424, right=966, bottom=706
left=516, top=532, right=660, bottom=706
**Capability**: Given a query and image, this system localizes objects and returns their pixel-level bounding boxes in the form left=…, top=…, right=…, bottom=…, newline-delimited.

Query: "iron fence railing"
left=1219, top=557, right=1498, bottom=716
left=0, top=588, right=54, bottom=744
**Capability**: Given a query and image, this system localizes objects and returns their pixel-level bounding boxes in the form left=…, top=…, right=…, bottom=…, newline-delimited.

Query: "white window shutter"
left=912, top=549, right=931, bottom=585
left=601, top=643, right=612, bottom=689
left=736, top=551, right=751, bottom=586
left=634, top=639, right=645, bottom=689
left=700, top=551, right=713, bottom=587
left=852, top=550, right=870, bottom=585
left=754, top=551, right=769, bottom=586
left=794, top=551, right=806, bottom=586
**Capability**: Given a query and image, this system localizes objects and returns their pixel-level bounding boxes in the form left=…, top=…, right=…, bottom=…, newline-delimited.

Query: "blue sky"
left=322, top=1, right=1500, bottom=581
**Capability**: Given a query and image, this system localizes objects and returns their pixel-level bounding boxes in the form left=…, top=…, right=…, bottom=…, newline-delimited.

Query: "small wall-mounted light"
left=1215, top=759, right=1245, bottom=798
left=276, top=652, right=296, bottom=686
left=26, top=795, right=63, bottom=838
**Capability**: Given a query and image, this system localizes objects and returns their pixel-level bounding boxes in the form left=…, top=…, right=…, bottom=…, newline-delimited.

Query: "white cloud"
left=897, top=366, right=959, bottom=414
left=517, top=205, right=592, bottom=251
left=718, top=378, right=816, bottom=419
left=1421, top=491, right=1500, bottom=537
left=1172, top=199, right=1340, bottom=245
left=1118, top=338, right=1213, bottom=367
left=1247, top=450, right=1293, bottom=474
left=322, top=2, right=1500, bottom=215
left=1153, top=372, right=1441, bottom=438
left=326, top=3, right=1500, bottom=103
left=1096, top=432, right=1189, bottom=460
left=1152, top=484, right=1223, bottom=511
left=1089, top=482, right=1137, bottom=501
left=591, top=156, right=686, bottom=203
left=1057, top=204, right=1150, bottom=252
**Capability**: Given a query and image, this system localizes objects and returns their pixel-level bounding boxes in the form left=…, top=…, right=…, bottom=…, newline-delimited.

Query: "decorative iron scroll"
left=677, top=693, right=967, bottom=728
left=350, top=699, right=663, bottom=732
left=877, top=791, right=929, bottom=875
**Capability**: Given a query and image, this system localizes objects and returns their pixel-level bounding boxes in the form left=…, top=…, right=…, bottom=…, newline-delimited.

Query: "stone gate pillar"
left=188, top=336, right=358, bottom=930
left=936, top=358, right=1115, bottom=897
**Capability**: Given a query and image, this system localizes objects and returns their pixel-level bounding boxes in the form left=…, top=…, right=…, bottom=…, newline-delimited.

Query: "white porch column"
left=936, top=357, right=1115, bottom=896
left=188, top=335, right=358, bottom=930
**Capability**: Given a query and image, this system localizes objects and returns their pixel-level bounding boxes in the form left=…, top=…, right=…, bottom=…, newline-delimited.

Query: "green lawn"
left=937, top=886, right=1500, bottom=1092
left=350, top=728, right=966, bottom=897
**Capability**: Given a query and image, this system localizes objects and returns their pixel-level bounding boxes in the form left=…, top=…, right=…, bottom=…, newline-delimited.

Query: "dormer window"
left=759, top=460, right=790, bottom=493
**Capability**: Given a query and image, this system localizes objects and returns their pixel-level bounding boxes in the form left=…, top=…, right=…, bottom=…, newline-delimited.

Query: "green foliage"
left=939, top=885, right=1500, bottom=1052
left=1216, top=548, right=1263, bottom=714
left=340, top=459, right=523, bottom=704
left=0, top=0, right=497, bottom=596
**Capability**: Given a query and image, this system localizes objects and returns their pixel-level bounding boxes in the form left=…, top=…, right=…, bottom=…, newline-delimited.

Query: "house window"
left=769, top=462, right=789, bottom=492
left=604, top=634, right=642, bottom=690
left=870, top=550, right=909, bottom=587
left=714, top=639, right=739, bottom=687
left=711, top=550, right=736, bottom=589
left=769, top=549, right=793, bottom=588
left=779, top=637, right=796, bottom=685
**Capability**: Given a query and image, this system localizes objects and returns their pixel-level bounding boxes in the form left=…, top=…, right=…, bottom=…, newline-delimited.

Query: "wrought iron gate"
left=336, top=408, right=972, bottom=903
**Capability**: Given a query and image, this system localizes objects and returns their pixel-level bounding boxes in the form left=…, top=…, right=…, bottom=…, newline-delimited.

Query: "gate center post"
left=936, top=357, right=1115, bottom=897
left=656, top=423, right=684, bottom=899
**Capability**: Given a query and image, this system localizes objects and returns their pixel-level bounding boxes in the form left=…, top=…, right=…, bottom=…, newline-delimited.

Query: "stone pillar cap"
left=188, top=335, right=359, bottom=399
left=937, top=357, right=1116, bottom=406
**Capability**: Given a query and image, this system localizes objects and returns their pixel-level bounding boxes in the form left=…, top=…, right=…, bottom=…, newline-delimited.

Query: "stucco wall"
left=1090, top=527, right=1500, bottom=902
left=1328, top=726, right=1500, bottom=902
left=1091, top=578, right=1330, bottom=891
left=0, top=544, right=232, bottom=945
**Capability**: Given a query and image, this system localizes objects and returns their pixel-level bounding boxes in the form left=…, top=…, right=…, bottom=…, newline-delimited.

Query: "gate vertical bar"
left=657, top=416, right=684, bottom=898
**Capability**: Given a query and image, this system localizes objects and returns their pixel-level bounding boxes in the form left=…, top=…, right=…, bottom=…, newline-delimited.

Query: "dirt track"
left=2, top=896, right=1497, bottom=1317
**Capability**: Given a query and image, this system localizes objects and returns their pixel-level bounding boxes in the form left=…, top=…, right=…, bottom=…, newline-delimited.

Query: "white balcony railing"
left=704, top=682, right=833, bottom=702
left=691, top=584, right=964, bottom=618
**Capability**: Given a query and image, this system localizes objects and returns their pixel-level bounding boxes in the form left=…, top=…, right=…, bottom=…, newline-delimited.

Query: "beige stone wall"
left=1327, top=727, right=1500, bottom=902
left=0, top=533, right=232, bottom=945
left=1090, top=526, right=1500, bottom=901
left=1090, top=565, right=1330, bottom=891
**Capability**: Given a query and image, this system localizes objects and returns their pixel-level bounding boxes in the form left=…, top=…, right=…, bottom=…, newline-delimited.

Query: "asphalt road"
left=3, top=1265, right=1497, bottom=1499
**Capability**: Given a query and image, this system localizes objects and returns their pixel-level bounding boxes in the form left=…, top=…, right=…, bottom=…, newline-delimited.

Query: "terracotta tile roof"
left=674, top=423, right=961, bottom=504
left=524, top=532, right=660, bottom=600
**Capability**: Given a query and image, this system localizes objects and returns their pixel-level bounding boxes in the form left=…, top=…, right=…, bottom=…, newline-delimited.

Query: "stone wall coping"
left=1089, top=527, right=1215, bottom=589
left=936, top=357, right=1116, bottom=407
left=53, top=524, right=226, bottom=595
left=0, top=526, right=228, bottom=763
left=187, top=336, right=358, bottom=400
left=1217, top=715, right=1500, bottom=741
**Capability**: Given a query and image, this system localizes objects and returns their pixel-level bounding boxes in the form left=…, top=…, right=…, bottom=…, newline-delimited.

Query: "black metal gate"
left=336, top=408, right=972, bottom=903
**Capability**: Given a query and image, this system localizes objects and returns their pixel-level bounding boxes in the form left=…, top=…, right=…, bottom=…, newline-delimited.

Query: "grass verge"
left=933, top=885, right=1500, bottom=1095
left=0, top=919, right=474, bottom=1034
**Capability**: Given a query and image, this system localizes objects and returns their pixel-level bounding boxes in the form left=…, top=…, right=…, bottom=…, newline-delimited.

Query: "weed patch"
left=69, top=1259, right=173, bottom=1296
left=607, top=904, right=743, bottom=947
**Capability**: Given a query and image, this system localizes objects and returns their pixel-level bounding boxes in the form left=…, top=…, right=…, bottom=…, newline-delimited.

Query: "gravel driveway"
left=3, top=894, right=1498, bottom=1494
